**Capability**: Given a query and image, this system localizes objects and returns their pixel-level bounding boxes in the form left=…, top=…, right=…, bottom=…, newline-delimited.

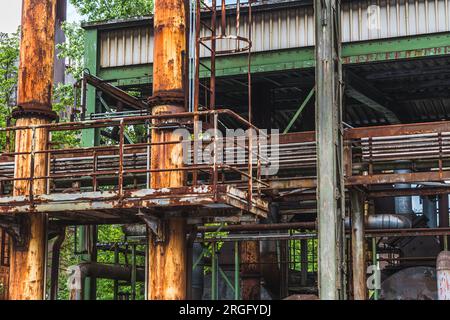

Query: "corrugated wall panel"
left=99, top=0, right=450, bottom=68
left=100, top=27, right=154, bottom=67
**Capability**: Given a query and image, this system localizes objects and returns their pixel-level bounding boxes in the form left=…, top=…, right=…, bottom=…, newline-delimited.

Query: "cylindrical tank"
left=394, top=169, right=413, bottom=215
left=437, top=251, right=450, bottom=300
left=423, top=196, right=438, bottom=228
left=344, top=214, right=412, bottom=230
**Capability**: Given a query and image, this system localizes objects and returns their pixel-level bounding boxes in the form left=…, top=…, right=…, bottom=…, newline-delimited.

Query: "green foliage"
left=70, top=0, right=153, bottom=22
left=56, top=22, right=85, bottom=80
left=203, top=224, right=228, bottom=275
left=0, top=28, right=20, bottom=150
left=0, top=29, right=19, bottom=110
left=290, top=236, right=318, bottom=273
left=95, top=225, right=146, bottom=300
left=52, top=83, right=81, bottom=148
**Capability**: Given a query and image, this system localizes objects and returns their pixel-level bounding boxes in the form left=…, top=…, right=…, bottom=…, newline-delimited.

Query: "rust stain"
left=17, top=0, right=57, bottom=114
left=8, top=0, right=57, bottom=300
left=148, top=0, right=188, bottom=301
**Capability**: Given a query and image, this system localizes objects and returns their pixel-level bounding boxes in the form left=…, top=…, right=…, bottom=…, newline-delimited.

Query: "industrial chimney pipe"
left=9, top=0, right=58, bottom=300
left=146, top=0, right=188, bottom=300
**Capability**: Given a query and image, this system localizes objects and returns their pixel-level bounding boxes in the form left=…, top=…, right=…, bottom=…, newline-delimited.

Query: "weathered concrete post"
left=147, top=0, right=188, bottom=300
left=9, top=0, right=58, bottom=300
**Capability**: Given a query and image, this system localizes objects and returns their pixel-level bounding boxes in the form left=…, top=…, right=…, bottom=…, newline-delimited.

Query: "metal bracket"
left=0, top=215, right=29, bottom=250
left=137, top=209, right=166, bottom=243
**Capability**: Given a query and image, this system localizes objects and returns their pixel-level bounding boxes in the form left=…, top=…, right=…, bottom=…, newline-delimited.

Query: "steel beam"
left=345, top=71, right=400, bottom=124
left=95, top=33, right=450, bottom=86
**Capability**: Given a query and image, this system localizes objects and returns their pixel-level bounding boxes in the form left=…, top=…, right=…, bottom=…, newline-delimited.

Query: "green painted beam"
left=98, top=66, right=153, bottom=87
left=283, top=87, right=315, bottom=134
left=80, top=28, right=100, bottom=301
left=82, top=28, right=101, bottom=147
left=342, top=33, right=450, bottom=64
left=96, top=32, right=450, bottom=87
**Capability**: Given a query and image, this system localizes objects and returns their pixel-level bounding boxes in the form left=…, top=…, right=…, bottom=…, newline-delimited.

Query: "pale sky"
left=0, top=0, right=81, bottom=34
left=0, top=0, right=22, bottom=34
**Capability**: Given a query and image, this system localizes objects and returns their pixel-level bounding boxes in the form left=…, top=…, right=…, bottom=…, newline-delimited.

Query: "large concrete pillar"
left=9, top=0, right=58, bottom=300
left=147, top=0, right=187, bottom=300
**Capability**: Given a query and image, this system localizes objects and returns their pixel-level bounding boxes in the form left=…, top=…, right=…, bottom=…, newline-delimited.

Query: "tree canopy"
left=0, top=30, right=19, bottom=122
left=70, top=0, right=153, bottom=22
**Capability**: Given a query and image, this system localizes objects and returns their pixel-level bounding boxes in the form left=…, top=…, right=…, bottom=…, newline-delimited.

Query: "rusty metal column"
left=350, top=191, right=366, bottom=300
left=315, top=0, right=345, bottom=300
left=146, top=0, right=188, bottom=300
left=240, top=240, right=260, bottom=300
left=9, top=0, right=58, bottom=300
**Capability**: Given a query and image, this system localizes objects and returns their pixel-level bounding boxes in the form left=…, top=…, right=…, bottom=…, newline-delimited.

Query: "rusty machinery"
left=1, top=0, right=450, bottom=300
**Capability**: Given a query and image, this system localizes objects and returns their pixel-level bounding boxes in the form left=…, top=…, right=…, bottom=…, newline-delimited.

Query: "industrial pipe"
left=125, top=216, right=410, bottom=237
left=197, top=222, right=317, bottom=233
left=350, top=191, right=366, bottom=300
left=50, top=228, right=66, bottom=300
left=9, top=0, right=58, bottom=300
left=71, top=262, right=145, bottom=282
left=394, top=169, right=414, bottom=215
left=68, top=262, right=145, bottom=300
left=345, top=214, right=412, bottom=230
left=147, top=0, right=188, bottom=300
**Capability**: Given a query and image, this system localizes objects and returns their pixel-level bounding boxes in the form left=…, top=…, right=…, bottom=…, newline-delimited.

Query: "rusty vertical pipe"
left=147, top=0, right=188, bottom=300
left=50, top=229, right=65, bottom=300
left=240, top=240, right=261, bottom=300
left=9, top=0, right=58, bottom=300
left=350, top=191, right=367, bottom=300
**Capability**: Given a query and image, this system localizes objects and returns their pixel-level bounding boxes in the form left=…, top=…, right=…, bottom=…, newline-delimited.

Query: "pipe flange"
left=147, top=90, right=185, bottom=108
left=12, top=103, right=58, bottom=121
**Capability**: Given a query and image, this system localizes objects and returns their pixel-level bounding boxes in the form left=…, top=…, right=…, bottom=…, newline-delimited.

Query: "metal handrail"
left=0, top=110, right=270, bottom=208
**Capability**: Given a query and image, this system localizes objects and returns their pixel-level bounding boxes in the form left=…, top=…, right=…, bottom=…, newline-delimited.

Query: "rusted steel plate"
left=347, top=171, right=450, bottom=186
left=345, top=120, right=450, bottom=140
left=0, top=185, right=267, bottom=219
